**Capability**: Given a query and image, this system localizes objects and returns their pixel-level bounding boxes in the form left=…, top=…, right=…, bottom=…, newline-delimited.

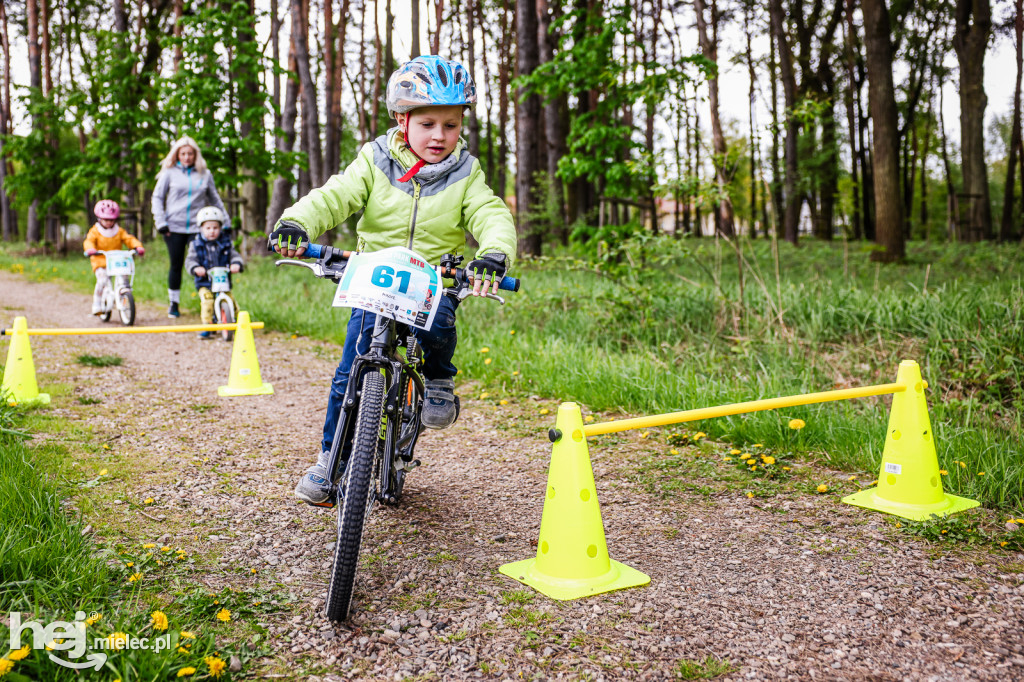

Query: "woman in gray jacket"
left=151, top=136, right=231, bottom=317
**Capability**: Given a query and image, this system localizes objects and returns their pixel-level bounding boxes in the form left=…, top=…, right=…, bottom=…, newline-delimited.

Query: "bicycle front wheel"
left=217, top=297, right=235, bottom=342
left=325, top=369, right=385, bottom=621
left=118, top=291, right=135, bottom=326
left=100, top=287, right=114, bottom=323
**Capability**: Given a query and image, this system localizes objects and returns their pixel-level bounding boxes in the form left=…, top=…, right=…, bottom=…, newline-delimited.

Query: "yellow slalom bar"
left=1, top=322, right=264, bottom=336
left=582, top=382, right=909, bottom=437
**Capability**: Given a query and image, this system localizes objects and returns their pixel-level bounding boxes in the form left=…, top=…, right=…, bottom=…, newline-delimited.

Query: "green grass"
left=2, top=238, right=1022, bottom=510
left=77, top=353, right=124, bottom=367
left=674, top=655, right=738, bottom=679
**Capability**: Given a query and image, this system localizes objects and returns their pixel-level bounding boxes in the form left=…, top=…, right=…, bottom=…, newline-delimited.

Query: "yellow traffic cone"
left=843, top=360, right=978, bottom=521
left=217, top=311, right=273, bottom=397
left=500, top=402, right=649, bottom=600
left=1, top=316, right=50, bottom=407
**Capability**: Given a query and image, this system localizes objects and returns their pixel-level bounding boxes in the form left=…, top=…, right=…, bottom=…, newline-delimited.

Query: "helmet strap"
left=398, top=159, right=426, bottom=183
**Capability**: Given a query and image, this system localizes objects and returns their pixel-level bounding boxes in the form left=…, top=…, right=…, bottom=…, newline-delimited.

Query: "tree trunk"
left=237, top=0, right=266, bottom=238
left=745, top=2, right=757, bottom=238
left=516, top=0, right=542, bottom=256
left=292, top=0, right=323, bottom=189
left=411, top=0, right=421, bottom=57
left=0, top=0, right=14, bottom=241
left=370, top=4, right=383, bottom=138
left=1000, top=0, right=1023, bottom=242
left=267, top=24, right=300, bottom=232
left=842, top=3, right=861, bottom=240
left=952, top=0, right=993, bottom=241
left=768, top=0, right=799, bottom=244
left=694, top=0, right=735, bottom=237
left=538, top=0, right=566, bottom=235
left=466, top=0, right=481, bottom=157
left=768, top=25, right=781, bottom=237
left=432, top=0, right=443, bottom=54
left=25, top=0, right=41, bottom=243
left=324, top=0, right=337, bottom=176
left=861, top=0, right=905, bottom=262
left=271, top=0, right=281, bottom=132
left=496, top=0, right=511, bottom=204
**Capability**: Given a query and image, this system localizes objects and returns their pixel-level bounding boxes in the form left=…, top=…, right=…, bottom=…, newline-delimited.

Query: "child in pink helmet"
left=83, top=200, right=144, bottom=316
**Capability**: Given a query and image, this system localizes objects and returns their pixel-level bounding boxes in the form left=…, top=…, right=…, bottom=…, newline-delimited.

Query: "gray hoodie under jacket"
left=151, top=163, right=231, bottom=234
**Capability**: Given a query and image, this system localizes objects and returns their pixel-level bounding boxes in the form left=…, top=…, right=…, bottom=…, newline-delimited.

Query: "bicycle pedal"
left=306, top=500, right=336, bottom=509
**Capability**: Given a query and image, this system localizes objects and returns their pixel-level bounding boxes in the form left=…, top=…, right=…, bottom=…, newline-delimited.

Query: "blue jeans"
left=321, top=295, right=459, bottom=454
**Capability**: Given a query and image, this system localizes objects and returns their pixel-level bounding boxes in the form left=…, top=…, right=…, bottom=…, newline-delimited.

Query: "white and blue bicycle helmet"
left=386, top=55, right=477, bottom=117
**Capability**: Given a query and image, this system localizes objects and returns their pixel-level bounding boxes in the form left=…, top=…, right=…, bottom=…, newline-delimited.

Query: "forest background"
left=0, top=0, right=1020, bottom=260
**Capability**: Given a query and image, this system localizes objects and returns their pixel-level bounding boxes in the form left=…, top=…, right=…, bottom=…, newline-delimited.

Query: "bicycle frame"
left=323, top=312, right=426, bottom=507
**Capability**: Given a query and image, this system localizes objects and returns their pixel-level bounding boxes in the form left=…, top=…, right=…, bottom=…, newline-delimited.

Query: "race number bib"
left=105, top=251, right=134, bottom=277
left=209, top=267, right=231, bottom=293
left=333, top=247, right=442, bottom=330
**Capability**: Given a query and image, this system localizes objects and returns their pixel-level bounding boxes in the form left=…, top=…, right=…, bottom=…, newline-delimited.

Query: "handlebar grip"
left=498, top=276, right=520, bottom=292
left=304, top=242, right=323, bottom=259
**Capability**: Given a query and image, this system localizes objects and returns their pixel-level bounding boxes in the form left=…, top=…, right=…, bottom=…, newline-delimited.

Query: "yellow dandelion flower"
left=1001, top=541, right=1009, bottom=547
left=895, top=522, right=902, bottom=528
left=750, top=466, right=757, bottom=471
left=251, top=568, right=257, bottom=574
left=584, top=415, right=594, bottom=422
left=8, top=645, right=31, bottom=661
left=103, top=444, right=110, bottom=450
left=125, top=562, right=134, bottom=567
left=762, top=456, right=776, bottom=465
left=143, top=543, right=156, bottom=549
left=290, top=334, right=297, bottom=339
left=151, top=611, right=168, bottom=631
left=941, top=529, right=948, bottom=534
left=740, top=453, right=752, bottom=460
left=205, top=656, right=227, bottom=678
left=144, top=498, right=154, bottom=504
left=640, top=432, right=648, bottom=439
left=85, top=613, right=102, bottom=626
left=484, top=358, right=492, bottom=365
left=161, top=546, right=172, bottom=552
left=179, top=631, right=196, bottom=639
left=746, top=492, right=754, bottom=498
left=177, top=667, right=197, bottom=677
left=959, top=461, right=967, bottom=468
left=694, top=432, right=706, bottom=440
left=977, top=472, right=986, bottom=476
left=1017, top=519, right=1024, bottom=524
left=512, top=370, right=520, bottom=376
left=670, top=448, right=679, bottom=455
left=724, top=456, right=732, bottom=461
left=177, top=646, right=190, bottom=654
left=788, top=419, right=805, bottom=430
left=539, top=408, right=550, bottom=415
left=215, top=609, right=231, bottom=623
left=753, top=443, right=763, bottom=448
left=480, top=392, right=489, bottom=400
left=128, top=573, right=142, bottom=583
left=479, top=347, right=490, bottom=353
left=848, top=475, right=857, bottom=481
left=730, top=449, right=741, bottom=455
left=939, top=470, right=948, bottom=475
left=99, top=469, right=108, bottom=476
left=816, top=484, right=828, bottom=493
left=782, top=466, right=791, bottom=471
left=0, top=659, right=13, bottom=676
left=108, top=632, right=129, bottom=650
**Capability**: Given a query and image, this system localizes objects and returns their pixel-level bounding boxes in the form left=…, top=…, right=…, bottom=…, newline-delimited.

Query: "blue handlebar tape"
left=498, top=276, right=520, bottom=292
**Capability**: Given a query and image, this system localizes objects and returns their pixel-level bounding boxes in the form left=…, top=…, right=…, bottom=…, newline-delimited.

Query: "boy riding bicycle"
left=184, top=206, right=243, bottom=339
left=268, top=55, right=517, bottom=506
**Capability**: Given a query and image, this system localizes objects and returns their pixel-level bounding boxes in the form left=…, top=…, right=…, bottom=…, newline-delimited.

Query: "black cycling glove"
left=267, top=220, right=310, bottom=253
left=467, top=253, right=507, bottom=283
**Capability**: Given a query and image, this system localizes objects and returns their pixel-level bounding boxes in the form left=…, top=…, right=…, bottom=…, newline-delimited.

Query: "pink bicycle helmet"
left=94, top=200, right=121, bottom=221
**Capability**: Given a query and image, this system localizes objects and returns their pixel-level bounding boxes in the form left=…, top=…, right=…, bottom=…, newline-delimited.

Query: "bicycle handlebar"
left=300, top=243, right=521, bottom=292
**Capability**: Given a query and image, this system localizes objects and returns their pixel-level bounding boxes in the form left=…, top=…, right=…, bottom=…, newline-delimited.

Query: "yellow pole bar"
left=582, top=382, right=908, bottom=437
left=1, top=322, right=264, bottom=336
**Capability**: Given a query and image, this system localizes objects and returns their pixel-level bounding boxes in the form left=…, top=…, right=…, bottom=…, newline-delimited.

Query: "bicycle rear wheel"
left=325, top=369, right=385, bottom=621
left=118, top=291, right=136, bottom=326
left=217, top=297, right=235, bottom=342
left=100, top=287, right=114, bottom=323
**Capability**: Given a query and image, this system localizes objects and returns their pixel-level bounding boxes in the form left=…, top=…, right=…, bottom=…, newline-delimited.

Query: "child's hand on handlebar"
left=268, top=221, right=309, bottom=258
left=467, top=253, right=507, bottom=296
left=230, top=264, right=241, bottom=273
left=85, top=249, right=98, bottom=256
left=135, top=247, right=145, bottom=256
left=193, top=266, right=207, bottom=277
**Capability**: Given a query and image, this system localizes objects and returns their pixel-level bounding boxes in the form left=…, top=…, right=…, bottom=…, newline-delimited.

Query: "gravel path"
left=2, top=270, right=1023, bottom=682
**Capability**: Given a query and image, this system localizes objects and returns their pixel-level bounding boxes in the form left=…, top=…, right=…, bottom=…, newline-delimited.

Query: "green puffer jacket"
left=279, top=128, right=517, bottom=271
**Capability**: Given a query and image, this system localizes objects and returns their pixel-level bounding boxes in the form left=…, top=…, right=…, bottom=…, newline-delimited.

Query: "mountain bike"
left=275, top=243, right=520, bottom=621
left=93, top=250, right=138, bottom=326
left=208, top=266, right=238, bottom=341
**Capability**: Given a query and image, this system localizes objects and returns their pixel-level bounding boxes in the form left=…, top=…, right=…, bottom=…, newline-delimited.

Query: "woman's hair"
left=158, top=136, right=208, bottom=175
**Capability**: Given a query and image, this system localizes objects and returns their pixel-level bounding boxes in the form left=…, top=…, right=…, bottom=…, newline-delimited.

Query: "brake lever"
left=455, top=288, right=505, bottom=305
left=275, top=259, right=328, bottom=278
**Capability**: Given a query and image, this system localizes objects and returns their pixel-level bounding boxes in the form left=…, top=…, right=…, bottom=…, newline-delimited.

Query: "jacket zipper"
left=407, top=179, right=421, bottom=249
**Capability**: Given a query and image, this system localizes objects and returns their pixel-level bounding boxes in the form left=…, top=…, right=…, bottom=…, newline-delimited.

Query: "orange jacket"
left=83, top=224, right=143, bottom=272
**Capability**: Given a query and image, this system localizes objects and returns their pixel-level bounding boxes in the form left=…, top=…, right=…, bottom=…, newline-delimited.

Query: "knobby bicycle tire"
left=218, top=298, right=235, bottom=342
left=324, top=370, right=385, bottom=621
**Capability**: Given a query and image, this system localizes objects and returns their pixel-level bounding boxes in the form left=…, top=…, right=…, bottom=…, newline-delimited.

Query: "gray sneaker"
left=294, top=452, right=337, bottom=507
left=422, top=379, right=459, bottom=429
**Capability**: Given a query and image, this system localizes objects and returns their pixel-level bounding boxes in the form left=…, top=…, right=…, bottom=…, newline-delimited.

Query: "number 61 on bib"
left=333, top=246, right=442, bottom=330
